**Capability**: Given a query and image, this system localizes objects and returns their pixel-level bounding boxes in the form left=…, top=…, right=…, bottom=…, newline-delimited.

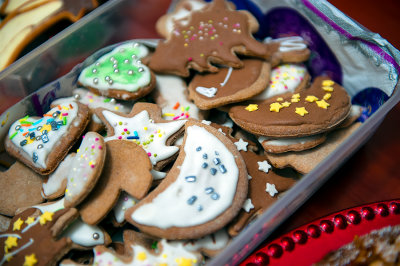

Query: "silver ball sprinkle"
left=127, top=70, right=134, bottom=75
left=124, top=59, right=129, bottom=64
left=108, top=79, right=114, bottom=85
left=131, top=54, right=137, bottom=59
left=113, top=63, right=118, bottom=68
left=95, top=62, right=100, bottom=66
left=136, top=59, right=142, bottom=65
left=138, top=67, right=144, bottom=73
left=133, top=43, right=139, bottom=48
left=110, top=98, right=116, bottom=104
left=93, top=78, right=99, bottom=84
left=92, top=68, right=97, bottom=74
left=37, top=144, right=43, bottom=149
left=36, top=136, right=41, bottom=141
left=15, top=125, right=21, bottom=130
left=105, top=76, right=110, bottom=81
left=114, top=69, right=119, bottom=73
left=92, top=233, right=100, bottom=240
left=73, top=94, right=80, bottom=100
left=110, top=57, right=115, bottom=62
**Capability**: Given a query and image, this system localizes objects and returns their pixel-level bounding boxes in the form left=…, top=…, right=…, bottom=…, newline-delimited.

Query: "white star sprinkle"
left=258, top=160, right=271, bottom=173
left=248, top=175, right=252, bottom=180
left=234, top=138, right=248, bottom=151
left=266, top=183, right=278, bottom=197
left=242, top=198, right=254, bottom=212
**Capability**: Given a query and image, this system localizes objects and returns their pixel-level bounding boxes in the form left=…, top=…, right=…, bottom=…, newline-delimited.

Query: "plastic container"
left=0, top=0, right=399, bottom=265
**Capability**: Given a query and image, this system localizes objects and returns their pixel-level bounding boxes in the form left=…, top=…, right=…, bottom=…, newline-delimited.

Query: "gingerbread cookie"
left=188, top=59, right=270, bottom=110
left=266, top=122, right=361, bottom=174
left=258, top=134, right=327, bottom=154
left=148, top=0, right=268, bottom=77
left=94, top=102, right=186, bottom=170
left=78, top=41, right=156, bottom=100
left=152, top=74, right=207, bottom=121
left=79, top=139, right=153, bottom=225
left=125, top=120, right=248, bottom=240
left=252, top=63, right=310, bottom=100
left=0, top=215, right=11, bottom=233
left=229, top=77, right=351, bottom=138
left=5, top=101, right=90, bottom=175
left=0, top=206, right=78, bottom=266
left=51, top=88, right=133, bottom=132
left=112, top=192, right=138, bottom=226
left=0, top=161, right=44, bottom=216
left=0, top=0, right=98, bottom=71
left=337, top=104, right=363, bottom=128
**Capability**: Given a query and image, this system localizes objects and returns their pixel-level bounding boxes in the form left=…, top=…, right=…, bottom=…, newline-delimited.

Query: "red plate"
left=240, top=200, right=400, bottom=266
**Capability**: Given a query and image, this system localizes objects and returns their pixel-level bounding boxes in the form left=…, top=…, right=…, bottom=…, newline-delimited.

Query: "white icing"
left=266, top=183, right=278, bottom=197
left=252, top=64, right=306, bottom=100
left=177, top=229, right=230, bottom=253
left=234, top=138, right=248, bottom=151
left=65, top=132, right=104, bottom=204
left=201, top=120, right=211, bottom=125
left=0, top=238, right=34, bottom=265
left=131, top=125, right=239, bottom=228
left=113, top=192, right=138, bottom=224
left=165, top=0, right=206, bottom=34
left=78, top=42, right=151, bottom=92
left=258, top=160, right=271, bottom=173
left=195, top=86, right=218, bottom=97
left=264, top=36, right=307, bottom=52
left=242, top=198, right=254, bottom=212
left=61, top=218, right=105, bottom=247
left=219, top=67, right=233, bottom=87
left=8, top=102, right=79, bottom=168
left=151, top=169, right=167, bottom=180
left=258, top=134, right=322, bottom=147
left=102, top=110, right=186, bottom=166
left=42, top=153, right=75, bottom=197
left=156, top=74, right=202, bottom=120
left=34, top=198, right=65, bottom=213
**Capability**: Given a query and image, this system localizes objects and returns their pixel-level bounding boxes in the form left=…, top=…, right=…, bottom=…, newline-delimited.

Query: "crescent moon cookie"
left=79, top=139, right=153, bottom=225
left=78, top=41, right=156, bottom=100
left=5, top=101, right=90, bottom=175
left=148, top=0, right=268, bottom=77
left=125, top=120, right=248, bottom=240
left=187, top=59, right=271, bottom=110
left=51, top=88, right=133, bottom=132
left=228, top=77, right=352, bottom=138
left=94, top=102, right=187, bottom=170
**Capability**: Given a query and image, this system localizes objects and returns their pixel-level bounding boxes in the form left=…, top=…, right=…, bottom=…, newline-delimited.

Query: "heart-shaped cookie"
left=5, top=101, right=90, bottom=175
left=229, top=76, right=351, bottom=138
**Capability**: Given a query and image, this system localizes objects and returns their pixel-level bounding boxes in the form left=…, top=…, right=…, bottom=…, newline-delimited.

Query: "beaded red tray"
left=240, top=200, right=400, bottom=265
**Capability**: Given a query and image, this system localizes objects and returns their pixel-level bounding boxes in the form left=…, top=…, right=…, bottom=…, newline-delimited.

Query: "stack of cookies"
left=0, top=0, right=363, bottom=265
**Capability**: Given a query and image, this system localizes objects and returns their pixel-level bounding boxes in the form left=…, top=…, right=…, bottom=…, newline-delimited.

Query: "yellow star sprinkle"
left=269, top=102, right=282, bottom=112
left=322, top=86, right=334, bottom=92
left=23, top=253, right=37, bottom=266
left=40, top=124, right=51, bottom=133
left=13, top=218, right=24, bottom=231
left=39, top=211, right=54, bottom=225
left=245, top=104, right=258, bottom=112
left=25, top=217, right=36, bottom=225
left=305, top=95, right=319, bottom=102
left=291, top=98, right=300, bottom=103
left=292, top=93, right=300, bottom=99
left=5, top=236, right=18, bottom=249
left=316, top=100, right=330, bottom=109
left=281, top=101, right=291, bottom=107
left=136, top=252, right=147, bottom=261
left=276, top=97, right=283, bottom=102
left=323, top=93, right=331, bottom=100
left=295, top=107, right=308, bottom=116
left=322, top=80, right=335, bottom=86
left=175, top=257, right=196, bottom=266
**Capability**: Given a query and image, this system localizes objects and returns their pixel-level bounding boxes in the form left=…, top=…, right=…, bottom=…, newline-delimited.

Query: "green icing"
left=84, top=47, right=147, bottom=85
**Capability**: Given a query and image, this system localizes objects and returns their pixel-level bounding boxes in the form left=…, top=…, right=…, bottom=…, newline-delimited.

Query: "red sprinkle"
left=22, top=132, right=28, bottom=136
left=173, top=102, right=180, bottom=110
left=57, top=105, right=62, bottom=110
left=62, top=113, right=68, bottom=116
left=69, top=104, right=73, bottom=109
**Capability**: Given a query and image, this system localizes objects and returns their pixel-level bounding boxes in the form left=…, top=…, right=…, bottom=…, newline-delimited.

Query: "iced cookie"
left=0, top=206, right=78, bottom=266
left=229, top=77, right=351, bottom=138
left=78, top=41, right=156, bottom=100
left=5, top=101, right=90, bottom=175
left=51, top=88, right=133, bottom=132
left=0, top=0, right=98, bottom=70
left=187, top=59, right=270, bottom=110
left=94, top=102, right=186, bottom=170
left=112, top=192, right=139, bottom=227
left=258, top=134, right=327, bottom=154
left=266, top=122, right=361, bottom=174
left=0, top=215, right=11, bottom=233
left=152, top=74, right=207, bottom=121
left=252, top=63, right=310, bottom=100
left=79, top=139, right=153, bottom=225
left=0, top=161, right=44, bottom=216
left=125, top=120, right=248, bottom=240
left=148, top=0, right=268, bottom=77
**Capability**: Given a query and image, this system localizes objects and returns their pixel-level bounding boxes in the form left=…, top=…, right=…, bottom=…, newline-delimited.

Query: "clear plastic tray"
left=0, top=0, right=399, bottom=265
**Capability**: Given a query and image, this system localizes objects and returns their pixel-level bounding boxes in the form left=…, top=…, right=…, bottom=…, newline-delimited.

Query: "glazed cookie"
left=0, top=206, right=78, bottom=266
left=78, top=41, right=156, bottom=100
left=94, top=102, right=186, bottom=170
left=258, top=134, right=327, bottom=154
left=0, top=161, right=44, bottom=216
left=152, top=74, right=207, bottom=121
left=125, top=120, right=248, bottom=240
left=187, top=59, right=270, bottom=110
left=79, top=139, right=153, bottom=225
left=5, top=101, right=90, bottom=175
left=252, top=63, right=310, bottom=100
left=148, top=0, right=268, bottom=77
left=266, top=122, right=361, bottom=174
left=112, top=192, right=139, bottom=227
left=229, top=77, right=351, bottom=138
left=0, top=0, right=98, bottom=70
left=51, top=88, right=133, bottom=132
